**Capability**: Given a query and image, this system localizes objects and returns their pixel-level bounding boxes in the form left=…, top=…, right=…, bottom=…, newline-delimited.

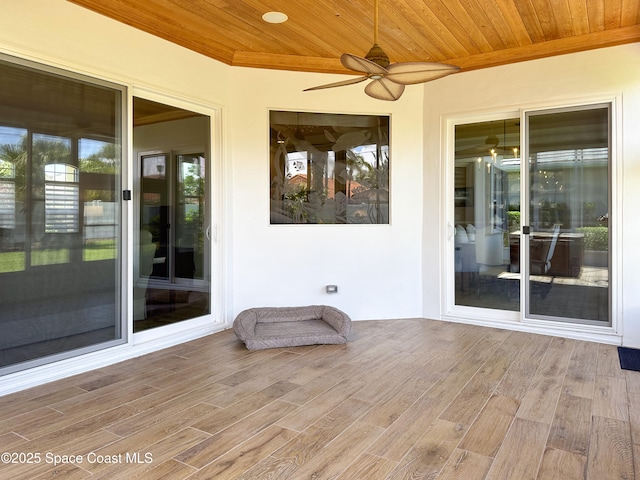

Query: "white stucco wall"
left=227, top=67, right=424, bottom=320
left=422, top=43, right=640, bottom=346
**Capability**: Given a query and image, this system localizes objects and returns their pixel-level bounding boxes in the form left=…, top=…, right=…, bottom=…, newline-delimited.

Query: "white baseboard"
left=440, top=314, right=621, bottom=345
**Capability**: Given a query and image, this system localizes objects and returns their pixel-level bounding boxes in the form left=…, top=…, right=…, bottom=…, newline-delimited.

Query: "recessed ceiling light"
left=262, top=11, right=288, bottom=24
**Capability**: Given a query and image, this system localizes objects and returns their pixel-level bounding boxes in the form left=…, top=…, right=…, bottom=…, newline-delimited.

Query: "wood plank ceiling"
left=68, top=0, right=640, bottom=75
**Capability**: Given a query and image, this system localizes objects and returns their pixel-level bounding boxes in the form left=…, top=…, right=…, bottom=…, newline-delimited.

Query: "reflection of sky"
left=352, top=144, right=375, bottom=154
left=286, top=151, right=337, bottom=178
left=79, top=138, right=110, bottom=158
left=286, top=143, right=387, bottom=179
left=142, top=155, right=166, bottom=178
left=0, top=126, right=27, bottom=147
left=179, top=155, right=206, bottom=179
left=286, top=151, right=308, bottom=176
left=352, top=144, right=387, bottom=166
left=0, top=127, right=109, bottom=159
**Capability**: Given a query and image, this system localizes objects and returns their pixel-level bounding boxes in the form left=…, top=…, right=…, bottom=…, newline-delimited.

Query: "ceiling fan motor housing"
left=365, top=44, right=390, bottom=68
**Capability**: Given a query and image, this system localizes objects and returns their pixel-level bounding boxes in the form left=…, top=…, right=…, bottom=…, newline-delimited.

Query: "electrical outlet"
left=326, top=285, right=338, bottom=294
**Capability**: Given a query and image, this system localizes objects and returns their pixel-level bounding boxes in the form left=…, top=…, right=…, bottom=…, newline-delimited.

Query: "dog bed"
left=232, top=305, right=351, bottom=350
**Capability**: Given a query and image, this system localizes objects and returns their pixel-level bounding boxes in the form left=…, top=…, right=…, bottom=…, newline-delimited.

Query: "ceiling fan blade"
left=341, top=53, right=388, bottom=75
left=385, top=62, right=461, bottom=85
left=364, top=78, right=405, bottom=101
left=304, top=76, right=368, bottom=91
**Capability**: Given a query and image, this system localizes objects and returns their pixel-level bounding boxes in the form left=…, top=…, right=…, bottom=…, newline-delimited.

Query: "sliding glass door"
left=133, top=97, right=211, bottom=332
left=451, top=104, right=611, bottom=327
left=0, top=60, right=218, bottom=375
left=0, top=55, right=125, bottom=374
left=525, top=106, right=610, bottom=324
left=453, top=118, right=521, bottom=312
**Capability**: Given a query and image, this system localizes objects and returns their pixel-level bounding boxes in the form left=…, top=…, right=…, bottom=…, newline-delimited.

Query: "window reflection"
left=136, top=149, right=210, bottom=329
left=0, top=127, right=27, bottom=265
left=270, top=111, right=390, bottom=224
left=80, top=138, right=118, bottom=261
left=0, top=158, right=16, bottom=231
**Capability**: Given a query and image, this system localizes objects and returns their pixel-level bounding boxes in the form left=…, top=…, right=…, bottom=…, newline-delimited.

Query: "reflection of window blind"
left=0, top=181, right=15, bottom=228
left=45, top=183, right=79, bottom=233
left=534, top=147, right=609, bottom=165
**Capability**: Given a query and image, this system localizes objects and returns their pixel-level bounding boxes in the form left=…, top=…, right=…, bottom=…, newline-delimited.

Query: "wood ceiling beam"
left=452, top=24, right=640, bottom=71
left=232, top=25, right=640, bottom=75
left=231, top=52, right=346, bottom=74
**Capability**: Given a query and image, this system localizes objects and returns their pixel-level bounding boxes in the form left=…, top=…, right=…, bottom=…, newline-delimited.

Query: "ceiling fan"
left=304, top=0, right=461, bottom=101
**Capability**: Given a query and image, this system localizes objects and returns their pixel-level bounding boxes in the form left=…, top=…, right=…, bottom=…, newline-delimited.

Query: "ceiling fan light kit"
left=304, top=0, right=460, bottom=101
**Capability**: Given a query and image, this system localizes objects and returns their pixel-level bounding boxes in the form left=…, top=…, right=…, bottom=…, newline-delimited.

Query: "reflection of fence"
left=0, top=201, right=117, bottom=244
left=0, top=181, right=16, bottom=228
left=84, top=201, right=116, bottom=239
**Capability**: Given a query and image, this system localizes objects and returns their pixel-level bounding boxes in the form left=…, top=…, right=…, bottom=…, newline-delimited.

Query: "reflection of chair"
left=531, top=225, right=560, bottom=275
left=530, top=224, right=560, bottom=298
left=134, top=230, right=156, bottom=320
left=455, top=225, right=479, bottom=293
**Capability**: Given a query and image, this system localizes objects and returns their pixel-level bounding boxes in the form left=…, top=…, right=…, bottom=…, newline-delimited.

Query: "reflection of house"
left=286, top=174, right=365, bottom=199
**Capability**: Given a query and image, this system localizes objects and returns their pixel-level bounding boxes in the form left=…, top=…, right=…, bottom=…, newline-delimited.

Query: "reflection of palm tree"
left=0, top=143, right=26, bottom=165
left=80, top=142, right=118, bottom=203
left=348, top=150, right=389, bottom=224
left=0, top=141, right=27, bottom=203
left=2, top=133, right=118, bottom=199
left=29, top=136, right=72, bottom=200
left=79, top=143, right=117, bottom=174
left=343, top=151, right=371, bottom=190
left=182, top=163, right=203, bottom=196
left=346, top=151, right=389, bottom=196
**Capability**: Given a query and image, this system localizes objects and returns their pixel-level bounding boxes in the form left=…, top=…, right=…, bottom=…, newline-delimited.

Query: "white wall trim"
left=130, top=86, right=230, bottom=326
left=442, top=313, right=621, bottom=346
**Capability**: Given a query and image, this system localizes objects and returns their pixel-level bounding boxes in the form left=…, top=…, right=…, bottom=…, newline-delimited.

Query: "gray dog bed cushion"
left=232, top=305, right=351, bottom=350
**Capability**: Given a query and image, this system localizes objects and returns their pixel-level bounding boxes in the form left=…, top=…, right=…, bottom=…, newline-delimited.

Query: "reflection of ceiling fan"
left=456, top=134, right=520, bottom=158
left=455, top=120, right=521, bottom=158
left=304, top=0, right=460, bottom=101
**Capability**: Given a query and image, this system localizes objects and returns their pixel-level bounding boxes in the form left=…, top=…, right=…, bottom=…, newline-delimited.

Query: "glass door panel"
left=0, top=57, right=124, bottom=374
left=133, top=97, right=211, bottom=332
left=175, top=154, right=207, bottom=284
left=526, top=107, right=610, bottom=324
left=140, top=153, right=169, bottom=281
left=453, top=119, right=521, bottom=311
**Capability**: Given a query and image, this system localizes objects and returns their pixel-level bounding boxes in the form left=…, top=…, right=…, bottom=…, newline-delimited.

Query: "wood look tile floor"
left=0, top=319, right=637, bottom=479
